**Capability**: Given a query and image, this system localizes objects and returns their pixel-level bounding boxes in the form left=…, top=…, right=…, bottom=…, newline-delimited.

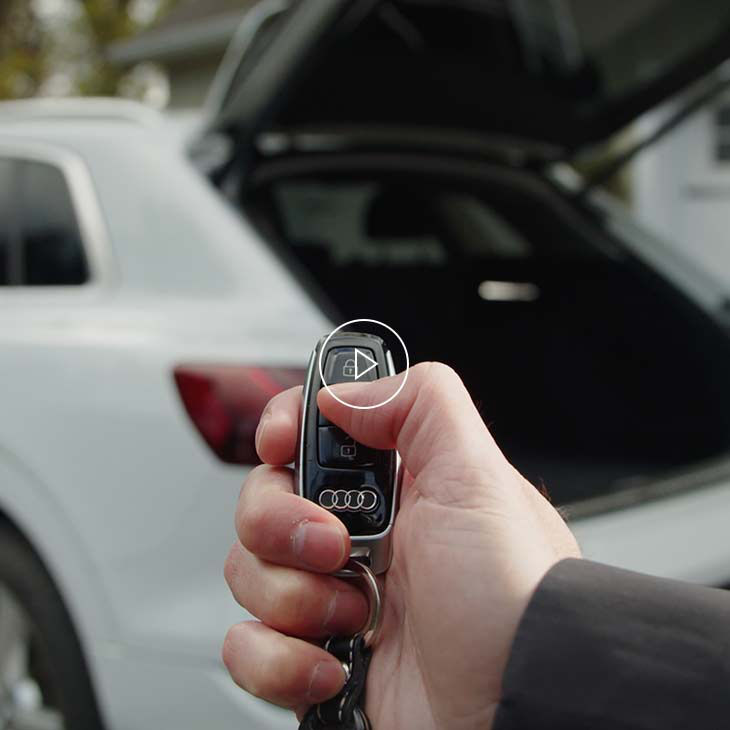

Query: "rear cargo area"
left=245, top=170, right=730, bottom=506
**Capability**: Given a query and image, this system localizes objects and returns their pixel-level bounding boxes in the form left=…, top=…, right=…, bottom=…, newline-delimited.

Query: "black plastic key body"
left=297, top=332, right=399, bottom=574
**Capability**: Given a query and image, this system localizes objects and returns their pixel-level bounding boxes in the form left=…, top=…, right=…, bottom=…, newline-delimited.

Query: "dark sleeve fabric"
left=493, top=558, right=730, bottom=730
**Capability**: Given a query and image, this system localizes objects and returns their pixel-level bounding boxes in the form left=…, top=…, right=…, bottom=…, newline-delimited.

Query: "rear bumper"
left=572, top=476, right=730, bottom=586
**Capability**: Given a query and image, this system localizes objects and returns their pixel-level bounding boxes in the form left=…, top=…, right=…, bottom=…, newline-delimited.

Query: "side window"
left=0, top=158, right=13, bottom=285
left=17, top=160, right=89, bottom=286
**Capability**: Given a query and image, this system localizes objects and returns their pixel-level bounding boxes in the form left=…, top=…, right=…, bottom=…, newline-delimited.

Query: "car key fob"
left=297, top=332, right=401, bottom=574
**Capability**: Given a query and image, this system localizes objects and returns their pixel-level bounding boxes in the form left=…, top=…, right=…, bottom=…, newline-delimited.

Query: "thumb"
left=317, top=362, right=505, bottom=480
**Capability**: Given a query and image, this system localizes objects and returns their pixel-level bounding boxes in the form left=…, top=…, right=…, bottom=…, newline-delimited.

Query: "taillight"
left=173, top=365, right=306, bottom=465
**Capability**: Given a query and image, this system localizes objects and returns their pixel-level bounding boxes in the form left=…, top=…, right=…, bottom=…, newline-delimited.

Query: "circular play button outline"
left=318, top=318, right=409, bottom=410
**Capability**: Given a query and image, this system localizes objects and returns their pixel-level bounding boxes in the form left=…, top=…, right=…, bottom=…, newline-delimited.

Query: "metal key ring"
left=337, top=559, right=382, bottom=648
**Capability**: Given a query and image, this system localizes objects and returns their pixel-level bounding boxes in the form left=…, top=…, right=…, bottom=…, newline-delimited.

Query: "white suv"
left=4, top=1, right=730, bottom=724
left=0, top=98, right=325, bottom=730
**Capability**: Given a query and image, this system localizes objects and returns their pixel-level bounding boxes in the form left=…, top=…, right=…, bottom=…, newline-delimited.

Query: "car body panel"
left=3, top=87, right=730, bottom=730
left=573, top=476, right=730, bottom=586
left=0, top=108, right=326, bottom=728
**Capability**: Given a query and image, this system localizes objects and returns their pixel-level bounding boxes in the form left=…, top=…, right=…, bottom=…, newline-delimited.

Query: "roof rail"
left=0, top=97, right=163, bottom=127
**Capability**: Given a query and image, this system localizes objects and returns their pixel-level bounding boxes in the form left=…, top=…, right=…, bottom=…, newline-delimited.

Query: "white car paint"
left=0, top=99, right=729, bottom=729
left=0, top=102, right=327, bottom=729
left=573, top=477, right=730, bottom=587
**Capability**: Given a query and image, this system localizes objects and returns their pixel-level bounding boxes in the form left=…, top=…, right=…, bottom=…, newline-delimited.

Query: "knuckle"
left=223, top=542, right=243, bottom=589
left=235, top=468, right=261, bottom=528
left=221, top=625, right=273, bottom=699
left=240, top=465, right=269, bottom=504
left=221, top=624, right=244, bottom=676
left=424, top=361, right=460, bottom=388
left=221, top=623, right=304, bottom=705
left=271, top=577, right=310, bottom=627
left=249, top=462, right=270, bottom=480
left=243, top=652, right=287, bottom=701
left=239, top=464, right=269, bottom=500
left=411, top=361, right=463, bottom=408
left=236, top=501, right=269, bottom=550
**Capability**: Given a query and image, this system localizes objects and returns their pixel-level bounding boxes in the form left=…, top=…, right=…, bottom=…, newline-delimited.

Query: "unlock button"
left=323, top=347, right=378, bottom=386
left=318, top=427, right=376, bottom=467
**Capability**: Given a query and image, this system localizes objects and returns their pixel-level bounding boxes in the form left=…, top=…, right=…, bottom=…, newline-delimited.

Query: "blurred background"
left=2, top=0, right=729, bottom=280
left=2, top=1, right=730, bottom=729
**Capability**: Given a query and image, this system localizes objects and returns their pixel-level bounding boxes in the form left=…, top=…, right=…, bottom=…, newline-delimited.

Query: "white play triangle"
left=354, top=348, right=378, bottom=380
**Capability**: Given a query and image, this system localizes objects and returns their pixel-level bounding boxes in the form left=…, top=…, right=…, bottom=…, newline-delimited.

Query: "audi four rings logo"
left=318, top=489, right=379, bottom=512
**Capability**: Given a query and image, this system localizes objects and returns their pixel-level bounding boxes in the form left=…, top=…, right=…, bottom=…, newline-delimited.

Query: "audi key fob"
left=297, top=332, right=401, bottom=574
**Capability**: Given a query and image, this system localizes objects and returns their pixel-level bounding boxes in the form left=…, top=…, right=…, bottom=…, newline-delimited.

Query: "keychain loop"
left=301, top=561, right=380, bottom=728
left=341, top=559, right=382, bottom=648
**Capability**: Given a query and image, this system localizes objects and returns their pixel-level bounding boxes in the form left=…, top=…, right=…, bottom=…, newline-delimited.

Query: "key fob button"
left=323, top=347, right=378, bottom=385
left=318, top=426, right=376, bottom=467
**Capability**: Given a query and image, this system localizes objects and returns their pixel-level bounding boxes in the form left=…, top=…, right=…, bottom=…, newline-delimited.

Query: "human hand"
left=223, top=363, right=580, bottom=729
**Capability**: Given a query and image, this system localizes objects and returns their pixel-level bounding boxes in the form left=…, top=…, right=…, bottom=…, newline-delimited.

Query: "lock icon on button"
left=342, top=358, right=356, bottom=378
left=340, top=443, right=357, bottom=458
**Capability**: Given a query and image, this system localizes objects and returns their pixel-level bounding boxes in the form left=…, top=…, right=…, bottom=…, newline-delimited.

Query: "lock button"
left=322, top=347, right=378, bottom=386
left=318, top=426, right=376, bottom=467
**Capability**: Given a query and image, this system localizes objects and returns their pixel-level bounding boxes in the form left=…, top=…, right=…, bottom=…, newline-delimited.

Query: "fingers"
left=222, top=621, right=346, bottom=709
left=225, top=541, right=368, bottom=638
left=237, top=465, right=350, bottom=573
left=258, top=364, right=506, bottom=490
left=318, top=362, right=506, bottom=482
left=255, top=386, right=302, bottom=465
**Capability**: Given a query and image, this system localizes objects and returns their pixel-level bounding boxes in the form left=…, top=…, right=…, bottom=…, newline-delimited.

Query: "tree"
left=72, top=0, right=139, bottom=95
left=0, top=0, right=179, bottom=100
left=0, top=0, right=48, bottom=99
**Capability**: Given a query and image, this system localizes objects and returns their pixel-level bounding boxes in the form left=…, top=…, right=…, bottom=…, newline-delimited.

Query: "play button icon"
left=354, top=348, right=378, bottom=380
left=318, top=319, right=410, bottom=410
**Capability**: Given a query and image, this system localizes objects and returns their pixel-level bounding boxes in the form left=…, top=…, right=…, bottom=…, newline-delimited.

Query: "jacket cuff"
left=493, top=558, right=730, bottom=730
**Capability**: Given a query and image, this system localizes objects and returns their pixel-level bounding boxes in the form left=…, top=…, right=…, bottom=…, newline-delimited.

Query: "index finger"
left=255, top=385, right=302, bottom=465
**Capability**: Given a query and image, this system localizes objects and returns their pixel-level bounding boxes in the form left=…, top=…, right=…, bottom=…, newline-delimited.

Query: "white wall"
left=633, top=97, right=730, bottom=287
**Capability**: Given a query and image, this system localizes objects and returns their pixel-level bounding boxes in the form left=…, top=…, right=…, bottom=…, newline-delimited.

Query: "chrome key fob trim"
left=297, top=332, right=401, bottom=574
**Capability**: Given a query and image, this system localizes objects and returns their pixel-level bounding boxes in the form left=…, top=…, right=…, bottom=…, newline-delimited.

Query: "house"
left=633, top=78, right=730, bottom=287
left=108, top=0, right=258, bottom=110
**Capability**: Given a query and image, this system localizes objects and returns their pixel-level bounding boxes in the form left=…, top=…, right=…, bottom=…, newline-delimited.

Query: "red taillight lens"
left=173, top=365, right=306, bottom=465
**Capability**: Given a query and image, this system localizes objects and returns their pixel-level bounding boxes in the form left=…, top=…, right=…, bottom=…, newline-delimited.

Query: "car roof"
left=0, top=97, right=205, bottom=153
left=0, top=97, right=165, bottom=129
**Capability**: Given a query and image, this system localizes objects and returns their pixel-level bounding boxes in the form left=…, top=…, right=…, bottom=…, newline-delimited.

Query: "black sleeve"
left=493, top=558, right=730, bottom=730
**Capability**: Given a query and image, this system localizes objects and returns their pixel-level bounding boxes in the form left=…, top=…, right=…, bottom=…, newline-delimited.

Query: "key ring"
left=338, top=559, right=382, bottom=648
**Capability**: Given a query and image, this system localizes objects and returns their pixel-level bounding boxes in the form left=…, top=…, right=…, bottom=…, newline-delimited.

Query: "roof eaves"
left=108, top=10, right=248, bottom=65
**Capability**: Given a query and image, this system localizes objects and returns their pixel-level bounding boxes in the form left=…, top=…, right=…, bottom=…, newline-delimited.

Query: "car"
left=2, top=1, right=730, bottom=728
left=0, top=97, right=321, bottom=729
left=195, top=0, right=730, bottom=536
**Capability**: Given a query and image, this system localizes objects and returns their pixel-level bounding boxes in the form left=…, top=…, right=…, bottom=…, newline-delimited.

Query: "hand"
left=223, top=363, right=581, bottom=729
